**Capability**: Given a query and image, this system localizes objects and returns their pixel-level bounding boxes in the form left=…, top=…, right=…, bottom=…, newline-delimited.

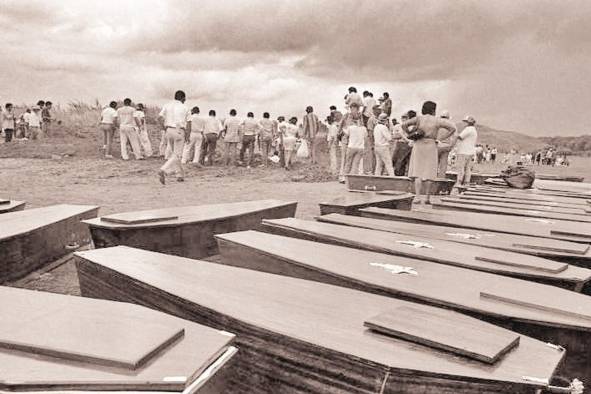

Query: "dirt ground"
left=1, top=132, right=589, bottom=296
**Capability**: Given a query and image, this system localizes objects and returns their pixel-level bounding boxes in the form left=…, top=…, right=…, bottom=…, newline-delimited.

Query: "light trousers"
left=343, top=147, right=364, bottom=175
left=181, top=132, right=203, bottom=164
left=138, top=127, right=153, bottom=157
left=456, top=154, right=473, bottom=185
left=119, top=125, right=142, bottom=160
left=374, top=145, right=395, bottom=176
left=100, top=124, right=115, bottom=156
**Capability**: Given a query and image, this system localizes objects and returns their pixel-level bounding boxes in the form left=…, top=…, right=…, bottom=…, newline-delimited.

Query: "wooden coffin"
left=534, top=179, right=591, bottom=194
left=317, top=213, right=591, bottom=267
left=432, top=199, right=591, bottom=223
left=459, top=193, right=590, bottom=210
left=261, top=218, right=591, bottom=291
left=76, top=246, right=566, bottom=394
left=319, top=191, right=413, bottom=215
left=82, top=200, right=297, bottom=259
left=445, top=171, right=501, bottom=185
left=465, top=190, right=590, bottom=206
left=536, top=174, right=585, bottom=182
left=360, top=207, right=591, bottom=243
left=439, top=197, right=590, bottom=216
left=346, top=174, right=454, bottom=195
left=215, top=229, right=591, bottom=383
left=0, top=204, right=99, bottom=283
left=0, top=200, right=26, bottom=214
left=0, top=286, right=237, bottom=393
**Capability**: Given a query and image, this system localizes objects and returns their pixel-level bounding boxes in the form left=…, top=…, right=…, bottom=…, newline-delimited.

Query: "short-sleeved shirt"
left=133, top=110, right=145, bottom=127
left=241, top=118, right=258, bottom=136
left=455, top=126, right=478, bottom=155
left=189, top=114, right=206, bottom=133
left=345, top=93, right=363, bottom=108
left=28, top=112, right=41, bottom=127
left=101, top=107, right=118, bottom=124
left=258, top=119, right=275, bottom=140
left=223, top=116, right=242, bottom=142
left=345, top=125, right=367, bottom=149
left=373, top=123, right=392, bottom=147
left=2, top=111, right=16, bottom=130
left=116, top=106, right=136, bottom=127
left=203, top=117, right=223, bottom=135
left=362, top=97, right=377, bottom=117
left=159, top=100, right=190, bottom=128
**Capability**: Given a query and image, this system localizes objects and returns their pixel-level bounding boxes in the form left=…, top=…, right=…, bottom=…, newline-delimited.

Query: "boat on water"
left=359, top=207, right=591, bottom=243
left=432, top=199, right=591, bottom=223
left=438, top=197, right=590, bottom=216
left=0, top=199, right=25, bottom=214
left=458, top=192, right=591, bottom=210
left=0, top=286, right=237, bottom=393
left=75, top=246, right=569, bottom=394
left=0, top=204, right=99, bottom=283
left=215, top=229, right=591, bottom=383
left=346, top=174, right=454, bottom=195
left=82, top=200, right=297, bottom=259
left=445, top=171, right=501, bottom=185
left=536, top=174, right=585, bottom=182
left=316, top=213, right=591, bottom=267
left=261, top=217, right=591, bottom=291
left=318, top=191, right=413, bottom=215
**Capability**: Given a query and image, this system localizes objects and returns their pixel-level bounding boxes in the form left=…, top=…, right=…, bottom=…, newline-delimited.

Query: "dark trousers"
left=4, top=129, right=14, bottom=142
left=203, top=133, right=218, bottom=165
left=240, top=134, right=256, bottom=166
left=392, top=141, right=412, bottom=176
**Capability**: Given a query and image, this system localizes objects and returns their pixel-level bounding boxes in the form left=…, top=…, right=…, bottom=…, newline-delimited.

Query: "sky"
left=0, top=0, right=590, bottom=136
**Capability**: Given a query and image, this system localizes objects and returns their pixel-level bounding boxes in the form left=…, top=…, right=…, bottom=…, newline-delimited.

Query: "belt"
left=166, top=126, right=186, bottom=130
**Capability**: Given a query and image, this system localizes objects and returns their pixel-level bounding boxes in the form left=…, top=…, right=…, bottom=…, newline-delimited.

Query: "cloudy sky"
left=1, top=0, right=589, bottom=136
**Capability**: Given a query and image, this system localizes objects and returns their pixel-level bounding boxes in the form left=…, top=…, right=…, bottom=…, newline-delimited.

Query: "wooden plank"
left=464, top=190, right=591, bottom=206
left=440, top=197, right=588, bottom=216
left=0, top=286, right=236, bottom=392
left=346, top=174, right=454, bottom=195
left=259, top=219, right=591, bottom=291
left=536, top=174, right=584, bottom=182
left=459, top=193, right=589, bottom=209
left=445, top=171, right=501, bottom=185
left=101, top=214, right=179, bottom=225
left=364, top=307, right=520, bottom=364
left=75, top=245, right=567, bottom=392
left=317, top=213, right=591, bottom=257
left=359, top=207, right=591, bottom=243
left=319, top=192, right=413, bottom=215
left=432, top=200, right=591, bottom=223
left=0, top=308, right=185, bottom=370
left=534, top=179, right=591, bottom=194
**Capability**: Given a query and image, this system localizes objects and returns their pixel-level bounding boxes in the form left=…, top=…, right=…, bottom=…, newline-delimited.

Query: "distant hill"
left=539, top=135, right=591, bottom=155
left=460, top=124, right=546, bottom=153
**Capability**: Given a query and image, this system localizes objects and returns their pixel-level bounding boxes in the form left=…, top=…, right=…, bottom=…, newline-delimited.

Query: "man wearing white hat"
left=373, top=113, right=395, bottom=176
left=455, top=115, right=477, bottom=186
left=436, top=110, right=456, bottom=177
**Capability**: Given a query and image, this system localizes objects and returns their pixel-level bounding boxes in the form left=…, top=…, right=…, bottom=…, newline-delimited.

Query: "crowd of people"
left=1, top=88, right=482, bottom=204
left=0, top=101, right=53, bottom=142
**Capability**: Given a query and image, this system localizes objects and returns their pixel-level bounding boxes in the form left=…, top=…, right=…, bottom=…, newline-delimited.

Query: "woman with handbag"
left=402, top=101, right=456, bottom=204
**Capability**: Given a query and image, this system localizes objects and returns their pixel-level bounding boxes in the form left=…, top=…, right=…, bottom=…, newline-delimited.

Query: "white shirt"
left=159, top=100, right=190, bottom=128
left=116, top=106, right=136, bottom=127
left=189, top=114, right=206, bottom=133
left=327, top=124, right=339, bottom=142
left=373, top=123, right=392, bottom=147
left=28, top=112, right=41, bottom=127
left=455, top=125, right=478, bottom=155
left=344, top=125, right=367, bottom=149
left=363, top=97, right=377, bottom=116
left=203, top=116, right=223, bottom=134
left=101, top=107, right=117, bottom=124
left=133, top=110, right=145, bottom=127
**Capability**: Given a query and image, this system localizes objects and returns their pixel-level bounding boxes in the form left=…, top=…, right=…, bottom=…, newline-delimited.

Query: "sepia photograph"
left=0, top=0, right=590, bottom=393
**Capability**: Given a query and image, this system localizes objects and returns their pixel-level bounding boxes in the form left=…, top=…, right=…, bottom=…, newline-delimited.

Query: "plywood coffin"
left=0, top=286, right=237, bottom=393
left=463, top=191, right=591, bottom=206
left=441, top=197, right=590, bottom=216
left=346, top=174, right=454, bottom=195
left=318, top=191, right=413, bottom=215
left=458, top=193, right=590, bottom=210
left=82, top=200, right=297, bottom=259
left=75, top=246, right=566, bottom=394
left=260, top=217, right=591, bottom=290
left=0, top=204, right=99, bottom=283
left=445, top=171, right=501, bottom=185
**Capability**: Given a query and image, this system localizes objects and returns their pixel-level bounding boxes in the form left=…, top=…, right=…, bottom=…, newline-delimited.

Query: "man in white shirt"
left=344, top=86, right=362, bottom=110
left=134, top=103, right=152, bottom=158
left=373, top=113, right=394, bottom=176
left=157, top=90, right=190, bottom=184
left=222, top=109, right=242, bottom=166
left=28, top=106, right=42, bottom=140
left=99, top=101, right=118, bottom=158
left=181, top=106, right=205, bottom=165
left=455, top=115, right=478, bottom=186
left=239, top=112, right=258, bottom=168
left=202, top=110, right=223, bottom=166
left=362, top=91, right=377, bottom=126
left=2, top=103, right=16, bottom=143
left=341, top=103, right=367, bottom=176
left=117, top=98, right=142, bottom=161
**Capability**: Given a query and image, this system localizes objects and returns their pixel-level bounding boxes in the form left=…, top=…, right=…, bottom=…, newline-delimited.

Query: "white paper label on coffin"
left=397, top=240, right=433, bottom=249
left=446, top=232, right=481, bottom=240
left=370, top=262, right=418, bottom=276
left=526, top=218, right=555, bottom=224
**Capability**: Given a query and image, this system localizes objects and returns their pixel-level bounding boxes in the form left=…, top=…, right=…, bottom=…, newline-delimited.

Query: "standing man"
left=222, top=109, right=242, bottom=166
left=302, top=106, right=320, bottom=164
left=329, top=105, right=343, bottom=124
left=373, top=113, right=395, bottom=176
left=344, top=87, right=362, bottom=110
left=117, top=98, right=142, bottom=160
left=99, top=101, right=118, bottom=158
left=436, top=110, right=457, bottom=177
left=2, top=103, right=16, bottom=143
left=341, top=103, right=367, bottom=176
left=157, top=90, right=190, bottom=184
left=455, top=115, right=478, bottom=186
left=28, top=106, right=42, bottom=140
left=361, top=91, right=376, bottom=126
left=134, top=103, right=153, bottom=158
left=379, top=92, right=392, bottom=117
left=363, top=105, right=381, bottom=174
left=41, top=101, right=52, bottom=137
left=181, top=106, right=205, bottom=165
left=392, top=112, right=414, bottom=176
left=202, top=110, right=223, bottom=166
left=258, top=112, right=275, bottom=166
left=239, top=112, right=258, bottom=168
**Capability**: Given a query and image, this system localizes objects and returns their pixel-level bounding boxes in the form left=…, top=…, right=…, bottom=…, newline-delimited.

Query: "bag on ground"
left=501, top=165, right=535, bottom=189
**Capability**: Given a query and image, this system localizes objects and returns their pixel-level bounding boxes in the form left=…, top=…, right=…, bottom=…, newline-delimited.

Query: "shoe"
left=158, top=170, right=166, bottom=185
left=177, top=177, right=184, bottom=182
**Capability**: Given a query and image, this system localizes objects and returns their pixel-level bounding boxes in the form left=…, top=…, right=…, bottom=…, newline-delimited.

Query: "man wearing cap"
left=373, top=113, right=395, bottom=176
left=436, top=110, right=457, bottom=177
left=455, top=115, right=478, bottom=186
